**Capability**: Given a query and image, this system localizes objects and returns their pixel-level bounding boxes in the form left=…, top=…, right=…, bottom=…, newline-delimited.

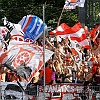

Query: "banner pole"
left=57, top=7, right=64, bottom=27
left=43, top=4, right=46, bottom=100
left=56, top=7, right=64, bottom=43
left=0, top=78, right=1, bottom=100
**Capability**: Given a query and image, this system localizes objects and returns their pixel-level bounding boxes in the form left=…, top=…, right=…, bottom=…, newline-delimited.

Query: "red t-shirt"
left=92, top=65, right=98, bottom=74
left=45, top=67, right=52, bottom=83
left=40, top=67, right=52, bottom=83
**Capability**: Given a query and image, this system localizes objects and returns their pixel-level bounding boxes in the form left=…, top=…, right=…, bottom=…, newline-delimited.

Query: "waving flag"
left=64, top=0, right=85, bottom=10
left=49, top=23, right=70, bottom=35
left=68, top=36, right=82, bottom=67
left=18, top=15, right=47, bottom=43
left=0, top=44, right=54, bottom=82
left=50, top=22, right=90, bottom=49
left=0, top=27, right=8, bottom=36
left=90, top=24, right=100, bottom=44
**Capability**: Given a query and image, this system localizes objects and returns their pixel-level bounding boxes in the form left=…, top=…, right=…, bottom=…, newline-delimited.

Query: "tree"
left=0, top=0, right=80, bottom=29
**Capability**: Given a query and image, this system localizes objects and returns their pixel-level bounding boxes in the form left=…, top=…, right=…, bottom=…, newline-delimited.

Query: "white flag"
left=64, top=0, right=85, bottom=10
left=0, top=44, right=54, bottom=82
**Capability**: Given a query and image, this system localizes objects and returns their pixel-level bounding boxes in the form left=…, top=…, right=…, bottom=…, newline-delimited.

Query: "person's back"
left=93, top=68, right=100, bottom=84
left=45, top=66, right=52, bottom=84
left=39, top=62, right=53, bottom=84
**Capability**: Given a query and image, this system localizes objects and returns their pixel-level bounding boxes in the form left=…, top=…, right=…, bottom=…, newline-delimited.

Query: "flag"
left=0, top=26, right=8, bottom=37
left=2, top=19, right=34, bottom=50
left=0, top=27, right=9, bottom=52
left=90, top=24, right=100, bottom=44
left=0, top=44, right=54, bottom=82
left=64, top=0, right=85, bottom=10
left=18, top=15, right=47, bottom=43
left=50, top=22, right=90, bottom=49
left=49, top=23, right=70, bottom=35
left=2, top=17, right=25, bottom=42
left=68, top=36, right=82, bottom=67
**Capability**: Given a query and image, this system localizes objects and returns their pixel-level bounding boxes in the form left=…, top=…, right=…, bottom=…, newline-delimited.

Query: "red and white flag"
left=64, top=0, right=85, bottom=10
left=0, top=44, right=54, bottom=82
left=0, top=26, right=8, bottom=37
left=68, top=36, right=82, bottom=68
left=50, top=22, right=90, bottom=49
left=49, top=23, right=70, bottom=35
left=90, top=24, right=100, bottom=44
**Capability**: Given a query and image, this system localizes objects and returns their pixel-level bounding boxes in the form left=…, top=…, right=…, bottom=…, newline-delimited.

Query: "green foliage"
left=0, top=0, right=99, bottom=30
left=0, top=0, right=79, bottom=29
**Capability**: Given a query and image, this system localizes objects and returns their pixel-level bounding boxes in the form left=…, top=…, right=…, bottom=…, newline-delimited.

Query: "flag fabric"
left=0, top=27, right=8, bottom=37
left=49, top=23, right=70, bottom=35
left=18, top=15, right=47, bottom=43
left=90, top=24, right=100, bottom=44
left=50, top=22, right=90, bottom=49
left=68, top=36, right=82, bottom=68
left=2, top=20, right=33, bottom=50
left=64, top=0, right=85, bottom=10
left=0, top=44, right=54, bottom=82
left=2, top=17, right=24, bottom=42
left=10, top=25, right=24, bottom=42
left=0, top=27, right=9, bottom=52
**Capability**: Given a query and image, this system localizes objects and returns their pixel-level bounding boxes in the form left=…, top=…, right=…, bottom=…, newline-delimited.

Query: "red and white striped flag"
left=49, top=22, right=90, bottom=49
left=50, top=23, right=70, bottom=35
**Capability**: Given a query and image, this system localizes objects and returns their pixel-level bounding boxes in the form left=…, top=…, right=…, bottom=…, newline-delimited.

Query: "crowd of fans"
left=0, top=30, right=100, bottom=90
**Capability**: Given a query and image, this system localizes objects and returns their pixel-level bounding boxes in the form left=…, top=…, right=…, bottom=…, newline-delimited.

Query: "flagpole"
left=43, top=4, right=46, bottom=100
left=0, top=78, right=1, bottom=100
left=57, top=7, right=64, bottom=27
left=56, top=7, right=64, bottom=43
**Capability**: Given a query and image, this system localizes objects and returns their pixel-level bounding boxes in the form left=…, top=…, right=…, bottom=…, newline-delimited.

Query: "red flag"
left=90, top=24, right=100, bottom=44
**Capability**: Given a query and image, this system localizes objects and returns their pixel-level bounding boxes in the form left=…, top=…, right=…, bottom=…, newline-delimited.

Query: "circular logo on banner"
left=13, top=48, right=34, bottom=68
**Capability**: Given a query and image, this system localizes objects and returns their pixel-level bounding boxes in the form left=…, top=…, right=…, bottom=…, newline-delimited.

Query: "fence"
left=1, top=82, right=100, bottom=100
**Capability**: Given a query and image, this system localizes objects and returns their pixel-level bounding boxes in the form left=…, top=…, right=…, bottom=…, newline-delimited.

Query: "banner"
left=0, top=44, right=54, bottom=82
left=1, top=83, right=100, bottom=100
left=1, top=82, right=28, bottom=100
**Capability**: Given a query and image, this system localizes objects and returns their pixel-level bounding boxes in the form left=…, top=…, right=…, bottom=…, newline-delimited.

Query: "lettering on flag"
left=18, top=15, right=47, bottom=43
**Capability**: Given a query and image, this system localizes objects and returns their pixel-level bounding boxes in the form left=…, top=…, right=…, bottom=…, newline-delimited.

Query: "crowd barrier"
left=0, top=82, right=100, bottom=100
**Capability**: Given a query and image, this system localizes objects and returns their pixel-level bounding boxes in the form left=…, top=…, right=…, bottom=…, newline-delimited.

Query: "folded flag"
left=18, top=15, right=47, bottom=43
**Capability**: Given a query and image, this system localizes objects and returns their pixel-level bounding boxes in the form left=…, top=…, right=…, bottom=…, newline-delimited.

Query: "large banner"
left=1, top=82, right=28, bottom=100
left=38, top=84, right=89, bottom=100
left=1, top=83, right=100, bottom=100
left=0, top=44, right=54, bottom=82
